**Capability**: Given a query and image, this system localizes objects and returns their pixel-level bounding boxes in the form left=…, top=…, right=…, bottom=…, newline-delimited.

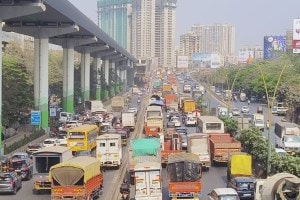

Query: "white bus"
left=197, top=116, right=225, bottom=134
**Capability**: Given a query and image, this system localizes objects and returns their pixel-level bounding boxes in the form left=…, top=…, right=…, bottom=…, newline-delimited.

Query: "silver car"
left=0, top=171, right=22, bottom=195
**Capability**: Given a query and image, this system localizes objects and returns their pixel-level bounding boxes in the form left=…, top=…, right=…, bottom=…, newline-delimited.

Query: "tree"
left=220, top=116, right=238, bottom=137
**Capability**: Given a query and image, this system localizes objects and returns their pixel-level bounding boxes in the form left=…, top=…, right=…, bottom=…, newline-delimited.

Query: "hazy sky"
left=68, top=0, right=300, bottom=50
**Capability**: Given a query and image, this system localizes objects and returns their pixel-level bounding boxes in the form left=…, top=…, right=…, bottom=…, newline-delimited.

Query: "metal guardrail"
left=110, top=94, right=148, bottom=200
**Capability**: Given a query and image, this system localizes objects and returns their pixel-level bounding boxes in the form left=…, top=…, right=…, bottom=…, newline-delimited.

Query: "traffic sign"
left=49, top=107, right=57, bottom=117
left=31, top=111, right=41, bottom=126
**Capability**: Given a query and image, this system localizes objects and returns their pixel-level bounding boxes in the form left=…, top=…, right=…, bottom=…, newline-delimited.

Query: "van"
left=59, top=112, right=72, bottom=123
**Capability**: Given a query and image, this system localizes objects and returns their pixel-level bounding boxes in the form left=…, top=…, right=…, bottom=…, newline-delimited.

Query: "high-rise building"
left=179, top=31, right=199, bottom=57
left=97, top=0, right=132, bottom=51
left=131, top=0, right=177, bottom=68
left=191, top=24, right=235, bottom=55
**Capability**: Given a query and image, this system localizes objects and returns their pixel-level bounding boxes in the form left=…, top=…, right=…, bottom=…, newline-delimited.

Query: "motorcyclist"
left=120, top=179, right=130, bottom=196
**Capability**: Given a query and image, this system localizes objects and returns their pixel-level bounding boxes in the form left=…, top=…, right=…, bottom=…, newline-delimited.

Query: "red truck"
left=161, top=132, right=182, bottom=167
left=209, top=133, right=241, bottom=165
left=167, top=153, right=202, bottom=199
left=50, top=156, right=103, bottom=200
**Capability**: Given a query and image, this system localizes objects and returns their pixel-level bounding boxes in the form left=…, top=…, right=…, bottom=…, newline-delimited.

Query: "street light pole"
left=257, top=64, right=290, bottom=176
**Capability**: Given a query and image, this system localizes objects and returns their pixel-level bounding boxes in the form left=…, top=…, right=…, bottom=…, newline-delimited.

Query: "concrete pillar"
left=81, top=51, right=91, bottom=102
left=34, top=38, right=49, bottom=129
left=95, top=58, right=101, bottom=100
left=62, top=40, right=74, bottom=113
left=104, top=59, right=109, bottom=85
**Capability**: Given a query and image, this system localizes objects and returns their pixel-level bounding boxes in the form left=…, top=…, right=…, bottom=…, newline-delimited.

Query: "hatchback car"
left=43, top=138, right=58, bottom=147
left=10, top=158, right=33, bottom=180
left=0, top=171, right=22, bottom=194
left=208, top=188, right=240, bottom=200
left=241, top=106, right=250, bottom=113
left=26, top=143, right=43, bottom=155
left=185, top=116, right=197, bottom=127
left=232, top=108, right=240, bottom=116
left=170, top=117, right=181, bottom=127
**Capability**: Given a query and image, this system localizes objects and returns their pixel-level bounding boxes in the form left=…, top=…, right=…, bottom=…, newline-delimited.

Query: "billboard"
left=192, top=53, right=211, bottom=68
left=211, top=54, right=222, bottom=68
left=177, top=56, right=189, bottom=68
left=238, top=50, right=254, bottom=64
left=293, top=19, right=300, bottom=53
left=263, top=36, right=286, bottom=60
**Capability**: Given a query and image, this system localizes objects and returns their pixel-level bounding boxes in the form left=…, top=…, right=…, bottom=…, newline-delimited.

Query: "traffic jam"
left=0, top=69, right=300, bottom=200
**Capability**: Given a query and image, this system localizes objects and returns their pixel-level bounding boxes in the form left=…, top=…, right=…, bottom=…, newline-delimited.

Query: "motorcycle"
left=120, top=182, right=130, bottom=200
left=120, top=190, right=130, bottom=200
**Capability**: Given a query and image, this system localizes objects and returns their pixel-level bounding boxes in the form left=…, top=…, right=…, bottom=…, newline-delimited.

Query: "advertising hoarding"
left=210, top=54, right=222, bottom=68
left=238, top=50, right=254, bottom=64
left=293, top=19, right=300, bottom=53
left=177, top=56, right=189, bottom=68
left=263, top=36, right=286, bottom=60
left=192, top=53, right=211, bottom=68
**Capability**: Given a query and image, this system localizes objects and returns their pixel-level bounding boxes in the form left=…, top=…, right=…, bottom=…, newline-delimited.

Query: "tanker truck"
left=254, top=173, right=300, bottom=200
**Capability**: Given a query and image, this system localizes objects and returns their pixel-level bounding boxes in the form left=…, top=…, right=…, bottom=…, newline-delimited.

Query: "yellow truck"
left=183, top=99, right=196, bottom=113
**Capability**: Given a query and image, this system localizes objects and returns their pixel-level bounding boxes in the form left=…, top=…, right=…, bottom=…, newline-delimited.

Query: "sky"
left=68, top=0, right=300, bottom=50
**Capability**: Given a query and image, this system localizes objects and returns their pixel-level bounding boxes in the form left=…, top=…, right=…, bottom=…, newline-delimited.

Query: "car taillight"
left=11, top=181, right=15, bottom=186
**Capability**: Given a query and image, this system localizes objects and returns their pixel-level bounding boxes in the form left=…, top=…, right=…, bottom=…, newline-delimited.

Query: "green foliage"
left=220, top=116, right=238, bottom=137
left=4, top=130, right=45, bottom=154
left=271, top=153, right=300, bottom=177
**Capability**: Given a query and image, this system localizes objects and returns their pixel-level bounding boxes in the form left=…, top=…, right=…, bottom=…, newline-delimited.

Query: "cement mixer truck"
left=254, top=173, right=300, bottom=200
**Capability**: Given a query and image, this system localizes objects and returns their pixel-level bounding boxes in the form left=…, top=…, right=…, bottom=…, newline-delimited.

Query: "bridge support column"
left=0, top=20, right=2, bottom=149
left=110, top=61, right=116, bottom=97
left=63, top=41, right=74, bottom=113
left=95, top=58, right=102, bottom=100
left=103, top=59, right=109, bottom=100
left=81, top=51, right=91, bottom=102
left=34, top=38, right=49, bottom=130
left=116, top=67, right=121, bottom=94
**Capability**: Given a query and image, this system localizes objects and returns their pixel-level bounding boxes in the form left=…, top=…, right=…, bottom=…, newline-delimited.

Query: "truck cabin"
left=145, top=126, right=161, bottom=138
left=197, top=116, right=224, bottom=134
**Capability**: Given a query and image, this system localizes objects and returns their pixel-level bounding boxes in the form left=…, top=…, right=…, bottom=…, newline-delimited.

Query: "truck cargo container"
left=111, top=96, right=125, bottom=112
left=164, top=94, right=178, bottom=111
left=128, top=138, right=161, bottom=185
left=183, top=99, right=196, bottom=114
left=209, top=134, right=241, bottom=164
left=167, top=153, right=202, bottom=199
left=197, top=116, right=225, bottom=134
left=122, top=111, right=136, bottom=131
left=32, top=146, right=73, bottom=194
left=50, top=156, right=103, bottom=200
left=133, top=161, right=163, bottom=200
left=96, top=133, right=122, bottom=168
left=161, top=133, right=182, bottom=167
left=187, top=133, right=211, bottom=170
left=84, top=100, right=106, bottom=113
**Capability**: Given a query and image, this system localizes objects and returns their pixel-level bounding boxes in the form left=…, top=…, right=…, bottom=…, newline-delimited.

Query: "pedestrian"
left=248, top=99, right=250, bottom=105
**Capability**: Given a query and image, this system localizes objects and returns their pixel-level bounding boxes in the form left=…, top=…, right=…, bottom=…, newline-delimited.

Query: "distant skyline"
left=69, top=0, right=300, bottom=51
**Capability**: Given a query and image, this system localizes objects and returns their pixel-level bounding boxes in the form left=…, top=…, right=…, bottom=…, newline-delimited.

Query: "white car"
left=43, top=138, right=58, bottom=147
left=185, top=116, right=197, bottom=127
left=241, top=106, right=250, bottom=113
left=232, top=108, right=240, bottom=116
left=208, top=188, right=239, bottom=200
left=170, top=116, right=181, bottom=127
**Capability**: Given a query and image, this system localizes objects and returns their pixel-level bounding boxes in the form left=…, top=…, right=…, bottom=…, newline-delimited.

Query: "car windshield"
left=12, top=160, right=26, bottom=169
left=237, top=182, right=254, bottom=190
left=220, top=195, right=239, bottom=200
left=285, top=136, right=300, bottom=143
left=44, top=140, right=55, bottom=144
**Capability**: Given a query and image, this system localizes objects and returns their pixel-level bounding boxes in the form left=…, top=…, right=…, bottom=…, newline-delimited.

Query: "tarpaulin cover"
left=49, top=156, right=100, bottom=186
left=167, top=153, right=201, bottom=182
left=230, top=154, right=252, bottom=176
left=131, top=138, right=160, bottom=157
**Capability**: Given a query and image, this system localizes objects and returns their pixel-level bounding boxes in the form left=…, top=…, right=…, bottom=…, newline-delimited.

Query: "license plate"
left=243, top=194, right=251, bottom=197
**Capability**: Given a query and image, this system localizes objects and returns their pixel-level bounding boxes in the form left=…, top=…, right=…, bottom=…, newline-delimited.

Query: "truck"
left=111, top=96, right=125, bottom=112
left=251, top=113, right=265, bottom=131
left=209, top=133, right=241, bottom=165
left=162, top=84, right=172, bottom=97
left=183, top=99, right=196, bottom=114
left=254, top=173, right=300, bottom=200
left=183, top=84, right=192, bottom=93
left=187, top=133, right=211, bottom=170
left=240, top=92, right=247, bottom=102
left=152, top=79, right=162, bottom=91
left=274, top=121, right=300, bottom=155
left=32, top=146, right=73, bottom=194
left=121, top=111, right=136, bottom=131
left=128, top=138, right=161, bottom=185
left=50, top=156, right=103, bottom=200
left=164, top=94, right=178, bottom=112
left=161, top=132, right=182, bottom=167
left=84, top=100, right=106, bottom=113
left=167, top=153, right=202, bottom=200
left=133, top=161, right=163, bottom=200
left=96, top=133, right=122, bottom=169
left=227, top=153, right=255, bottom=199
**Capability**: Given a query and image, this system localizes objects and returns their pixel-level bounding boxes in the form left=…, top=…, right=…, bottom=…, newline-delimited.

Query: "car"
left=271, top=106, right=278, bottom=114
left=185, top=116, right=197, bottom=127
left=167, top=121, right=176, bottom=128
left=170, top=116, right=181, bottom=127
left=128, top=107, right=138, bottom=114
left=241, top=106, right=250, bottom=113
left=56, top=133, right=67, bottom=146
left=232, top=108, right=240, bottom=116
left=180, top=80, right=184, bottom=84
left=215, top=90, right=222, bottom=96
left=43, top=138, right=58, bottom=147
left=227, top=177, right=255, bottom=199
left=11, top=152, right=30, bottom=160
left=168, top=112, right=180, bottom=121
left=26, top=143, right=43, bottom=155
left=10, top=158, right=33, bottom=180
left=176, top=127, right=188, bottom=135
left=0, top=171, right=22, bottom=194
left=257, top=105, right=263, bottom=114
left=208, top=188, right=240, bottom=200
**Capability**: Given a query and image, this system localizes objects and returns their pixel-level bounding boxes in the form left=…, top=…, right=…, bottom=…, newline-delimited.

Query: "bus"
left=67, top=124, right=99, bottom=154
left=197, top=116, right=224, bottom=134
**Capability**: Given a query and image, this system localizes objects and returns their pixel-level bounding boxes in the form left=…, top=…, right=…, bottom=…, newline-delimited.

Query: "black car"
left=227, top=177, right=255, bottom=199
left=10, top=158, right=33, bottom=180
left=168, top=112, right=180, bottom=121
left=0, top=171, right=22, bottom=194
